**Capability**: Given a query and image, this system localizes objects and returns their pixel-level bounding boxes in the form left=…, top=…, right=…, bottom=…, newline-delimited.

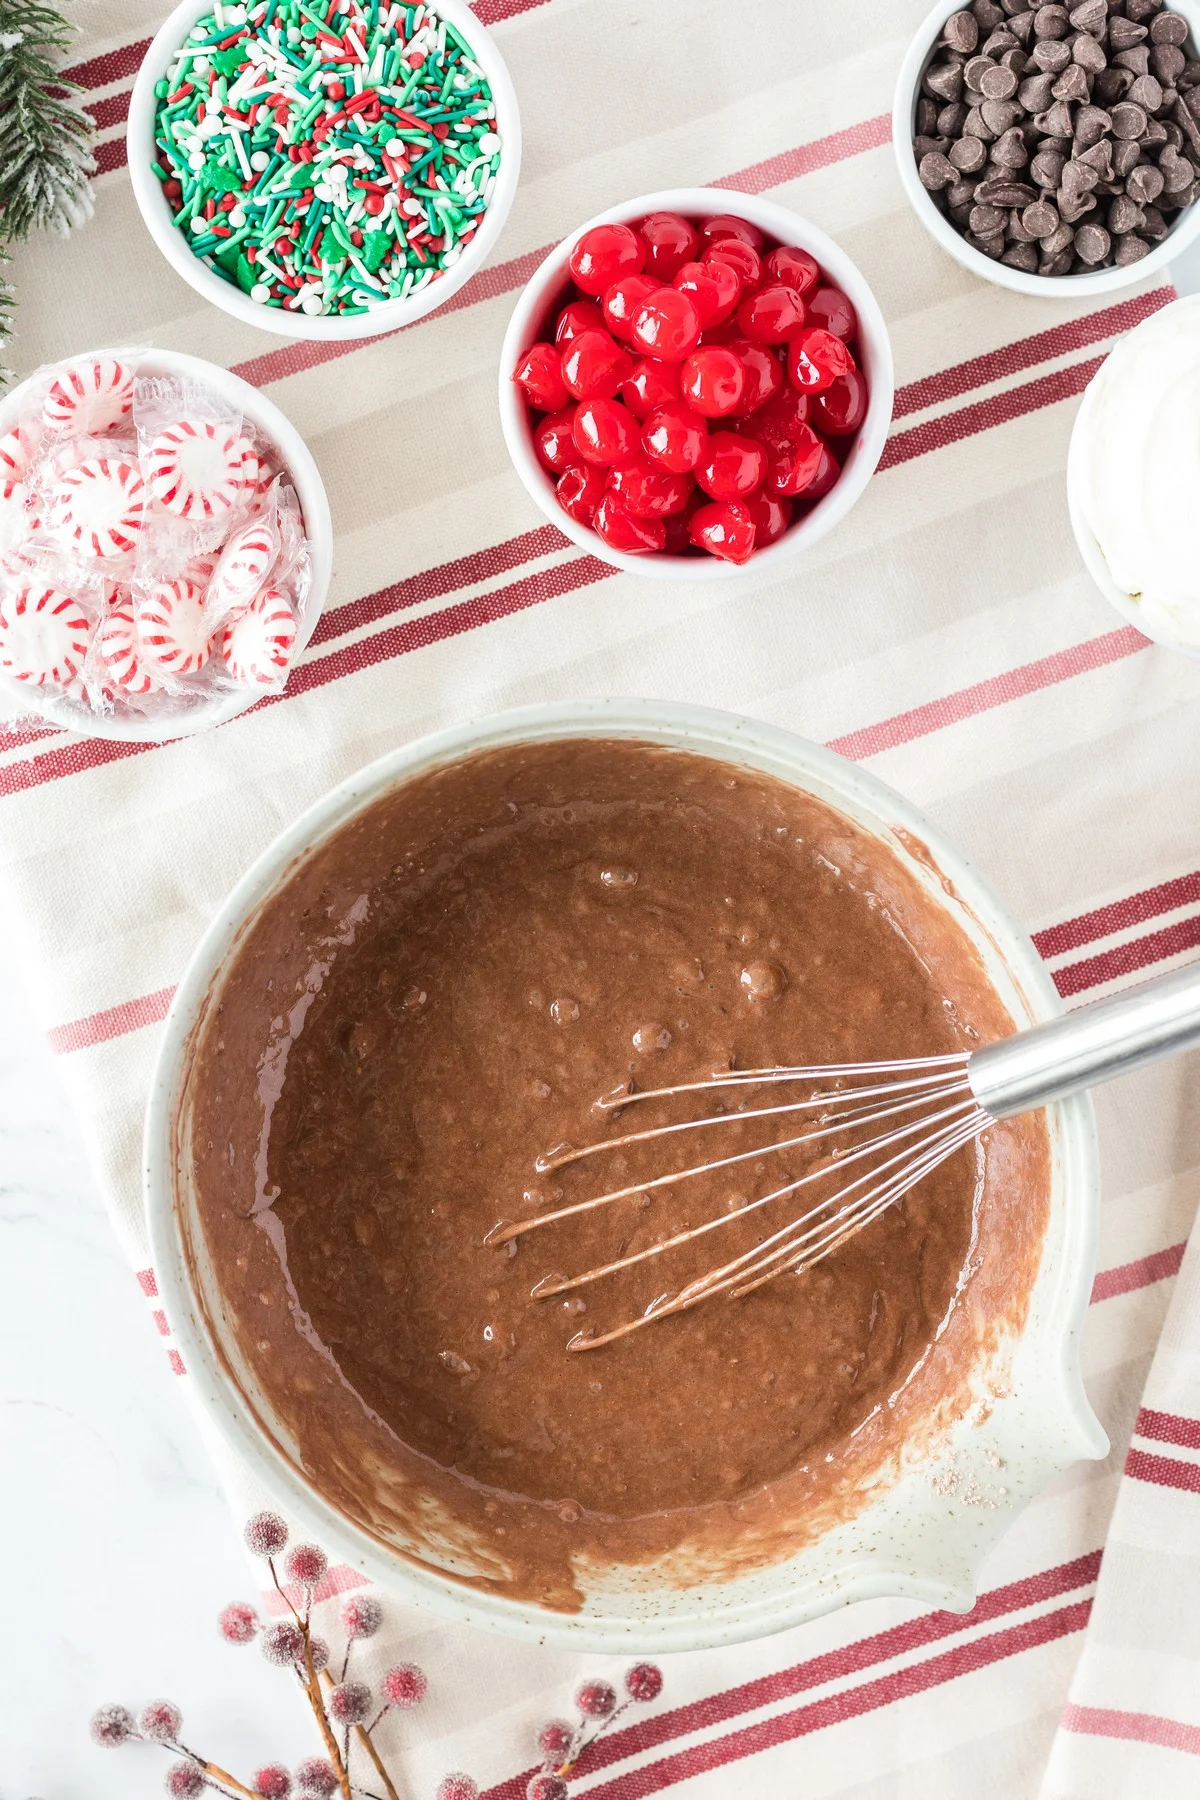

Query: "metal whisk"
left=490, top=961, right=1200, bottom=1351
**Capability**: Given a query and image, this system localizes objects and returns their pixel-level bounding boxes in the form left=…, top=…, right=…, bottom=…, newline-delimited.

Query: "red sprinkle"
left=167, top=82, right=193, bottom=104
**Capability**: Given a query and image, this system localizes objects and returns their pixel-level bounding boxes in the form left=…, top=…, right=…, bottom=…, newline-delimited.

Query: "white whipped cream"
left=1078, top=300, right=1200, bottom=649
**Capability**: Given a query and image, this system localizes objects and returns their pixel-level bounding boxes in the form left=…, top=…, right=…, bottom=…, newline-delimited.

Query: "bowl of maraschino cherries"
left=498, top=188, right=894, bottom=577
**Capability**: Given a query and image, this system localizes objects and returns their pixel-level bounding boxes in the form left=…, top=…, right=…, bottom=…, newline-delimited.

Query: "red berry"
left=812, top=366, right=869, bottom=436
left=608, top=458, right=692, bottom=517
left=329, top=1681, right=373, bottom=1726
left=436, top=1778, right=480, bottom=1800
left=573, top=398, right=638, bottom=466
left=284, top=1543, right=328, bottom=1589
left=164, top=1760, right=206, bottom=1798
left=308, top=1636, right=330, bottom=1675
left=536, top=408, right=581, bottom=473
left=254, top=1765, right=293, bottom=1799
left=736, top=283, right=807, bottom=344
left=593, top=493, right=666, bottom=554
left=575, top=1679, right=618, bottom=1719
left=556, top=464, right=606, bottom=524
left=561, top=329, right=633, bottom=402
left=800, top=439, right=842, bottom=501
left=629, top=288, right=702, bottom=361
left=554, top=299, right=604, bottom=346
left=638, top=210, right=698, bottom=278
left=619, top=356, right=681, bottom=420
left=261, top=1620, right=305, bottom=1666
left=688, top=499, right=756, bottom=563
left=807, top=285, right=858, bottom=342
left=765, top=245, right=821, bottom=299
left=697, top=212, right=763, bottom=250
left=244, top=1512, right=288, bottom=1558
left=569, top=222, right=645, bottom=296
left=341, top=1594, right=383, bottom=1639
left=765, top=423, right=826, bottom=496
left=140, top=1700, right=183, bottom=1743
left=787, top=328, right=854, bottom=394
left=536, top=1719, right=576, bottom=1760
left=382, top=1662, right=428, bottom=1709
left=743, top=490, right=793, bottom=547
left=642, top=402, right=707, bottom=473
left=295, top=1757, right=339, bottom=1798
left=602, top=274, right=660, bottom=343
left=702, top=238, right=762, bottom=288
left=680, top=346, right=745, bottom=418
left=218, top=1601, right=259, bottom=1645
left=90, top=1705, right=137, bottom=1748
left=728, top=338, right=783, bottom=414
left=625, top=1662, right=664, bottom=1702
left=513, top=343, right=570, bottom=412
left=740, top=381, right=810, bottom=453
left=697, top=431, right=766, bottom=501
left=672, top=259, right=740, bottom=328
left=526, top=1778, right=568, bottom=1800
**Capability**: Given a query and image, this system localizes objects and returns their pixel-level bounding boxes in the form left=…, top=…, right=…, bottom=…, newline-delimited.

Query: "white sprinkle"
left=402, top=197, right=422, bottom=216
left=286, top=23, right=301, bottom=42
left=301, top=292, right=325, bottom=315
left=314, top=182, right=335, bottom=201
left=442, top=244, right=461, bottom=266
left=229, top=205, right=247, bottom=227
left=250, top=149, right=270, bottom=170
left=193, top=54, right=211, bottom=72
left=250, top=282, right=271, bottom=301
left=384, top=136, right=404, bottom=157
left=189, top=216, right=207, bottom=233
left=231, top=132, right=253, bottom=182
left=328, top=162, right=349, bottom=183
left=477, top=131, right=501, bottom=155
left=187, top=152, right=206, bottom=171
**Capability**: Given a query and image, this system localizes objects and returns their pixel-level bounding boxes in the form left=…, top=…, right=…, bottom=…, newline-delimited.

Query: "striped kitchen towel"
left=5, top=0, right=1200, bottom=1795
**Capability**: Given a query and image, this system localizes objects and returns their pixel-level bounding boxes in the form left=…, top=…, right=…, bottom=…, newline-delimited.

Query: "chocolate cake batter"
left=184, top=738, right=1049, bottom=1610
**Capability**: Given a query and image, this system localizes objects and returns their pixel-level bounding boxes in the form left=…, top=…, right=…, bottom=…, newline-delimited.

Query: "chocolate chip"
left=1023, top=197, right=1061, bottom=232
left=1109, top=16, right=1150, bottom=52
left=1163, top=148, right=1194, bottom=188
left=1114, top=230, right=1152, bottom=261
left=1128, top=72, right=1165, bottom=110
left=980, top=95, right=1024, bottom=132
left=949, top=132, right=990, bottom=169
left=1151, top=12, right=1189, bottom=45
left=1074, top=219, right=1111, bottom=259
left=1019, top=69, right=1058, bottom=108
left=977, top=174, right=1039, bottom=201
left=1113, top=46, right=1152, bottom=76
left=924, top=60, right=966, bottom=101
left=1142, top=113, right=1170, bottom=142
left=1057, top=184, right=1097, bottom=219
left=992, top=123, right=1032, bottom=163
left=945, top=8, right=981, bottom=51
left=982, top=25, right=1019, bottom=54
left=1040, top=246, right=1076, bottom=271
left=1141, top=199, right=1170, bottom=235
left=1041, top=219, right=1076, bottom=251
left=1073, top=35, right=1108, bottom=75
left=1174, top=94, right=1200, bottom=156
left=964, top=52, right=995, bottom=89
left=1002, top=45, right=1032, bottom=72
left=963, top=105, right=994, bottom=138
left=1127, top=156, right=1166, bottom=200
left=1095, top=66, right=1135, bottom=105
left=1032, top=38, right=1073, bottom=71
left=1108, top=191, right=1146, bottom=230
left=915, top=134, right=951, bottom=160
left=1054, top=61, right=1094, bottom=104
left=1074, top=102, right=1114, bottom=147
left=1035, top=97, right=1078, bottom=135
left=1009, top=9, right=1038, bottom=44
left=966, top=229, right=1006, bottom=256
left=980, top=60, right=1020, bottom=97
left=1078, top=135, right=1114, bottom=171
left=946, top=178, right=980, bottom=205
left=1126, top=0, right=1166, bottom=20
left=1034, top=4, right=1071, bottom=39
left=1030, top=144, right=1068, bottom=183
left=920, top=149, right=960, bottom=189
left=969, top=201, right=1010, bottom=231
left=1001, top=240, right=1040, bottom=267
left=1068, top=0, right=1107, bottom=31
left=1061, top=154, right=1101, bottom=194
left=1152, top=43, right=1188, bottom=84
left=1163, top=117, right=1185, bottom=146
left=1111, top=99, right=1149, bottom=137
left=939, top=101, right=970, bottom=132
left=918, top=98, right=940, bottom=135
left=973, top=0, right=1007, bottom=26
left=1111, top=135, right=1143, bottom=174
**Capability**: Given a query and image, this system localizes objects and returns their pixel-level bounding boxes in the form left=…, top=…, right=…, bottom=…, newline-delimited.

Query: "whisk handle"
left=967, top=960, right=1200, bottom=1121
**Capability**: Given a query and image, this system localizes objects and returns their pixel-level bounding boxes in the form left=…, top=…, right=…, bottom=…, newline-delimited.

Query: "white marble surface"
left=7, top=250, right=1200, bottom=1800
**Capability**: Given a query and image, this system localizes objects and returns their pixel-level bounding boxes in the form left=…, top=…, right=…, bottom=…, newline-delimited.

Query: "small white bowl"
left=1067, top=293, right=1200, bottom=658
left=497, top=187, right=894, bottom=581
left=0, top=346, right=333, bottom=741
left=127, top=0, right=521, bottom=341
left=894, top=0, right=1200, bottom=297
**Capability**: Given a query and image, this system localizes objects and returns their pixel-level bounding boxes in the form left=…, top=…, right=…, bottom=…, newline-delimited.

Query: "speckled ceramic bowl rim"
left=145, top=699, right=1105, bottom=1651
left=497, top=188, right=895, bottom=581
left=0, top=346, right=333, bottom=742
left=894, top=0, right=1200, bottom=297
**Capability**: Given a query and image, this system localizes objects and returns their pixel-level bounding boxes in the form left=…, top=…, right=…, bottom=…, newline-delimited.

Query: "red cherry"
left=736, top=284, right=807, bottom=345
left=813, top=366, right=869, bottom=437
left=800, top=440, right=842, bottom=501
left=594, top=493, right=666, bottom=554
left=512, top=342, right=570, bottom=412
left=573, top=398, right=639, bottom=466
left=703, top=239, right=762, bottom=288
left=697, top=431, right=766, bottom=501
left=630, top=288, right=702, bottom=362
left=739, top=382, right=810, bottom=453
left=788, top=328, right=854, bottom=395
left=642, top=402, right=708, bottom=473
left=556, top=464, right=607, bottom=525
left=743, top=490, right=792, bottom=548
left=697, top=213, right=763, bottom=251
left=638, top=211, right=699, bottom=279
left=561, top=329, right=634, bottom=402
left=672, top=260, right=740, bottom=328
left=534, top=406, right=580, bottom=473
left=569, top=223, right=645, bottom=296
left=765, top=422, right=825, bottom=496
left=555, top=299, right=605, bottom=346
left=728, top=338, right=783, bottom=415
left=807, top=286, right=858, bottom=343
left=602, top=274, right=660, bottom=343
left=680, top=346, right=745, bottom=418
left=662, top=510, right=697, bottom=555
left=688, top=499, right=756, bottom=563
left=765, top=246, right=821, bottom=300
left=619, top=357, right=682, bottom=420
left=608, top=459, right=693, bottom=517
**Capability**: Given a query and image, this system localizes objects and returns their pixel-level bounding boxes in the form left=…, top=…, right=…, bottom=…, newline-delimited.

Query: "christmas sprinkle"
left=151, top=0, right=503, bottom=318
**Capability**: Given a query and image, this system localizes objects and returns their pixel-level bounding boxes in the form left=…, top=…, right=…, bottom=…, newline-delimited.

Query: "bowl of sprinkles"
left=127, top=0, right=521, bottom=338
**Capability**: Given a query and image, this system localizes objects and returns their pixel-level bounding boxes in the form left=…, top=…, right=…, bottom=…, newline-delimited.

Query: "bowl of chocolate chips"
left=894, top=0, right=1200, bottom=292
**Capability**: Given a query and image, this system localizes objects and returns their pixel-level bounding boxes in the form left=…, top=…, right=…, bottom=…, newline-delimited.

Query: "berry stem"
left=178, top=1746, right=264, bottom=1800
left=300, top=1631, right=353, bottom=1800
left=320, top=1669, right=401, bottom=1800
left=268, top=1556, right=304, bottom=1628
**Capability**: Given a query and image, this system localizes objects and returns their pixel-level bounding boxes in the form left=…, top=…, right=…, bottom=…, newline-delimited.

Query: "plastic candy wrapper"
left=0, top=352, right=314, bottom=734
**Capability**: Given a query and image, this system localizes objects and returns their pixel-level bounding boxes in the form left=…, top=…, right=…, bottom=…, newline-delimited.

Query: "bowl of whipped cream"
left=1069, top=296, right=1200, bottom=657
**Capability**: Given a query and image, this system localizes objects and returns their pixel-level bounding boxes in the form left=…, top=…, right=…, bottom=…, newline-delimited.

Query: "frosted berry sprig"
left=90, top=1512, right=428, bottom=1800
left=526, top=1662, right=665, bottom=1798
